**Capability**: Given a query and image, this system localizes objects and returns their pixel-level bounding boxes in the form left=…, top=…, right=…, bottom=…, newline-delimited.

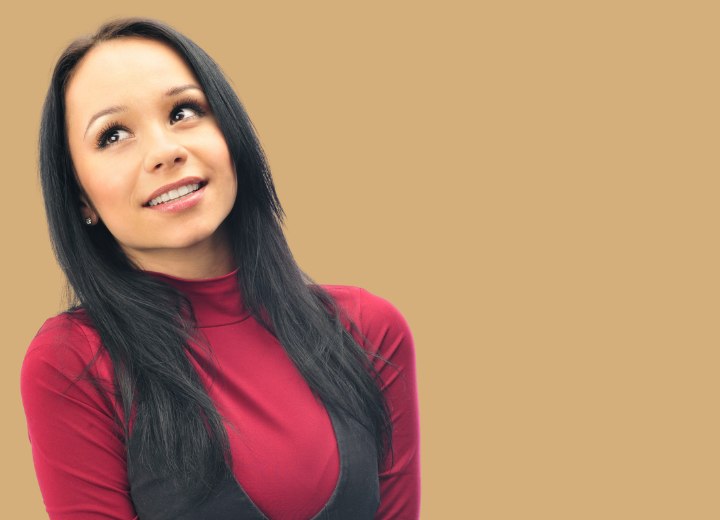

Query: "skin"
left=65, top=37, right=238, bottom=279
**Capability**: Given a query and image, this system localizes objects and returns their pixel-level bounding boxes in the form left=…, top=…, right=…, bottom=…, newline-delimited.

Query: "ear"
left=79, top=193, right=99, bottom=225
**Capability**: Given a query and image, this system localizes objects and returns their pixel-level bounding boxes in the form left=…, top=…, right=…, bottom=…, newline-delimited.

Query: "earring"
left=85, top=217, right=93, bottom=225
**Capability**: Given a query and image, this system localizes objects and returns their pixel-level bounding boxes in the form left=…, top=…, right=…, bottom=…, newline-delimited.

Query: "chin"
left=163, top=232, right=218, bottom=250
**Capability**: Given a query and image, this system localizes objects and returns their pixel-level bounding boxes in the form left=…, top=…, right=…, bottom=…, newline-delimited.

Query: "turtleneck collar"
left=145, top=267, right=252, bottom=328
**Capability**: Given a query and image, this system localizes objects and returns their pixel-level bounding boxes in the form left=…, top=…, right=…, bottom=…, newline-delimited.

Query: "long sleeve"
left=20, top=314, right=139, bottom=520
left=353, top=289, right=422, bottom=519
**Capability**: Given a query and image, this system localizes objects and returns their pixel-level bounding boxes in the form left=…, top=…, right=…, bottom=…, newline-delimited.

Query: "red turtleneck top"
left=20, top=270, right=420, bottom=519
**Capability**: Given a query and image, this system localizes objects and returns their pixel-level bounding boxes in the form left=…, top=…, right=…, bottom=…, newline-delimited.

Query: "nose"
left=143, top=129, right=188, bottom=173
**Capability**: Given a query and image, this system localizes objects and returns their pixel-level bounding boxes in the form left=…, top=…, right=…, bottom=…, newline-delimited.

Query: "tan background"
left=2, top=1, right=718, bottom=518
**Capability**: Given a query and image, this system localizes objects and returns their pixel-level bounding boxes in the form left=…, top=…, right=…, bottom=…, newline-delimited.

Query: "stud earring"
left=85, top=217, right=93, bottom=225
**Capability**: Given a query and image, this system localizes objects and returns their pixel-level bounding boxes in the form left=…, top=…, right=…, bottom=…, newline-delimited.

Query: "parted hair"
left=39, top=17, right=393, bottom=499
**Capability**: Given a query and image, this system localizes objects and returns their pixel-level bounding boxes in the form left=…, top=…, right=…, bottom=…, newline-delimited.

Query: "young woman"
left=20, top=17, right=420, bottom=520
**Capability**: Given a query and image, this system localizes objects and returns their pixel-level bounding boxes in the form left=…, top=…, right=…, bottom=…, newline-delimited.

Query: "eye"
left=170, top=100, right=206, bottom=124
left=96, top=124, right=132, bottom=149
left=171, top=107, right=198, bottom=123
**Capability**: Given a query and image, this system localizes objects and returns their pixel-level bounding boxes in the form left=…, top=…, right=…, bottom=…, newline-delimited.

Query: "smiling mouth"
left=145, top=181, right=208, bottom=207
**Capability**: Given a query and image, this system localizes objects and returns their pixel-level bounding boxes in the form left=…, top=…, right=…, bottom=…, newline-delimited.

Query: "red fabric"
left=20, top=269, right=421, bottom=519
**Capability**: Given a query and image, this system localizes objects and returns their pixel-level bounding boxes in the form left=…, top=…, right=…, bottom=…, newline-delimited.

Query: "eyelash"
left=95, top=98, right=208, bottom=150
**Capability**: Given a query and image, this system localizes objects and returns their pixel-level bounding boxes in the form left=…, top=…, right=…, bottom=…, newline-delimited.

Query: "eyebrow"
left=83, top=84, right=203, bottom=139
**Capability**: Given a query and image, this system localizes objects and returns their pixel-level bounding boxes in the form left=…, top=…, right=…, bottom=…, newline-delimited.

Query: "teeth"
left=148, top=183, right=201, bottom=206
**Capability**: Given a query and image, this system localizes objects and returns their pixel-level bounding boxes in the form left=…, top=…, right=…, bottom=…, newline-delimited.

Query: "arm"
left=356, top=289, right=421, bottom=519
left=20, top=315, right=139, bottom=520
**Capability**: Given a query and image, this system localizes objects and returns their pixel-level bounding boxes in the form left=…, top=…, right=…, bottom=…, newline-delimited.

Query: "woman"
left=20, top=17, right=420, bottom=520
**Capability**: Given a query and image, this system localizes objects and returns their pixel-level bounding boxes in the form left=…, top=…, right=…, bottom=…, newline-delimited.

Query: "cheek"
left=206, top=132, right=237, bottom=185
left=206, top=131, right=232, bottom=163
left=74, top=158, right=135, bottom=215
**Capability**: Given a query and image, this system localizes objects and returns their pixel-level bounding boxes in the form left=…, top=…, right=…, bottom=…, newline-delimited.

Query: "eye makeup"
left=93, top=96, right=210, bottom=150
left=95, top=120, right=129, bottom=149
left=169, top=97, right=208, bottom=122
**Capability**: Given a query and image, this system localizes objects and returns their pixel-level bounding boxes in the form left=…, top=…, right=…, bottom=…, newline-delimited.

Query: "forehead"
left=65, top=37, right=198, bottom=125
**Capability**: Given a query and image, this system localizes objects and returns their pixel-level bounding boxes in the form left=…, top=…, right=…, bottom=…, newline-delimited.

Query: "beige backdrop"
left=3, top=1, right=718, bottom=519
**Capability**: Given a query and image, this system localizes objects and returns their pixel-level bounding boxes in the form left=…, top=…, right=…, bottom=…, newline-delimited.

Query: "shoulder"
left=321, top=284, right=410, bottom=330
left=23, top=310, right=100, bottom=365
left=21, top=310, right=113, bottom=401
left=321, top=284, right=414, bottom=358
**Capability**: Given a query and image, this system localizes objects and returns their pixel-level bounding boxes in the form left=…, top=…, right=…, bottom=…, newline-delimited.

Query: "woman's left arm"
left=357, top=289, right=422, bottom=519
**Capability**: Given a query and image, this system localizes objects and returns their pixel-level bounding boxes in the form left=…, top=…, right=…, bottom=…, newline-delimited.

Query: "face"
left=65, top=37, right=237, bottom=272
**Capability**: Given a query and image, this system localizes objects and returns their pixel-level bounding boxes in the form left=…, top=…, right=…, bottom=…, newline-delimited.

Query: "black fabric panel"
left=127, top=406, right=380, bottom=519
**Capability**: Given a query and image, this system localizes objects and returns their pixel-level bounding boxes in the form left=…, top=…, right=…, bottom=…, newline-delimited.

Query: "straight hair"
left=39, top=17, right=393, bottom=499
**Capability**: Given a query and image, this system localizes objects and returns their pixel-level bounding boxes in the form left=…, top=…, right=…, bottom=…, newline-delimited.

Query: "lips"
left=143, top=177, right=207, bottom=207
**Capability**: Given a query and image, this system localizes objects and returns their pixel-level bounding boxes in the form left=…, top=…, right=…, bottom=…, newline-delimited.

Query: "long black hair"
left=39, top=17, right=393, bottom=496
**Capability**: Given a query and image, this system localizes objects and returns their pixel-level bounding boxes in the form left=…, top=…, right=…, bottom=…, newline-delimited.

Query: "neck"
left=124, top=224, right=236, bottom=279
